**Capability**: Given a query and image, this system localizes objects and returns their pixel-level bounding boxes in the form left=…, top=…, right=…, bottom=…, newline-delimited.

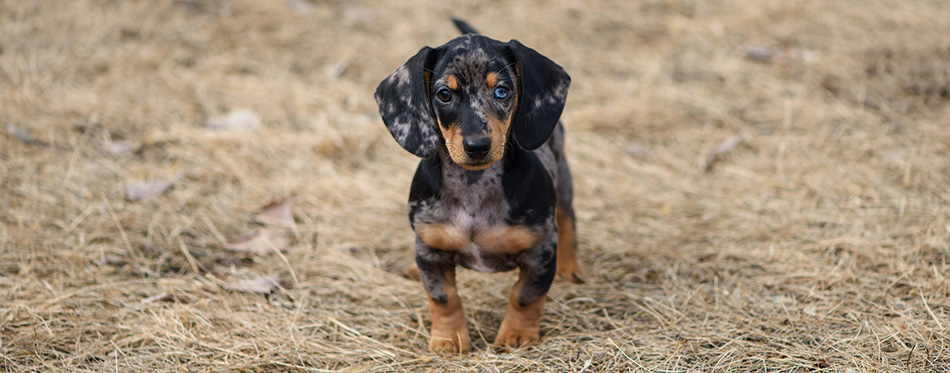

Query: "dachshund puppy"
left=375, top=20, right=582, bottom=354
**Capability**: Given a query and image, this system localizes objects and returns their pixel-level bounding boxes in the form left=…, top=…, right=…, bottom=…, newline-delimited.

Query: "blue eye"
left=493, top=87, right=509, bottom=99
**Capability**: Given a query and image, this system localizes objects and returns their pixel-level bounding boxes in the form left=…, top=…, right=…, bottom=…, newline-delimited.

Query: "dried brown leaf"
left=141, top=292, right=190, bottom=304
left=326, top=59, right=350, bottom=79
left=703, top=134, right=744, bottom=172
left=141, top=292, right=171, bottom=304
left=6, top=123, right=49, bottom=147
left=126, top=179, right=173, bottom=201
left=341, top=4, right=371, bottom=22
left=224, top=227, right=290, bottom=255
left=254, top=198, right=294, bottom=227
left=625, top=143, right=650, bottom=159
left=98, top=139, right=140, bottom=157
left=285, top=0, right=314, bottom=14
left=879, top=151, right=906, bottom=166
left=744, top=46, right=773, bottom=63
left=222, top=275, right=282, bottom=294
left=96, top=253, right=127, bottom=266
left=205, top=109, right=261, bottom=131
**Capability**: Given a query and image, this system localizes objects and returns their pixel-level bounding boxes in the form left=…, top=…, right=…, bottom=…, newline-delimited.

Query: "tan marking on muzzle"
left=483, top=101, right=515, bottom=164
left=436, top=119, right=480, bottom=169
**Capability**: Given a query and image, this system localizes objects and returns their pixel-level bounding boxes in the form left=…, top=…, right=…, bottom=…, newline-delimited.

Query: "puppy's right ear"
left=375, top=47, right=440, bottom=158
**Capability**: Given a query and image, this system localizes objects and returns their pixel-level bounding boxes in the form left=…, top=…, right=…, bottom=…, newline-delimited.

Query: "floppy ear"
left=507, top=39, right=571, bottom=150
left=375, top=47, right=440, bottom=158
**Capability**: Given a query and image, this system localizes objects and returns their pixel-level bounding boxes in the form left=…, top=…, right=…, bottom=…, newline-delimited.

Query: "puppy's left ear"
left=507, top=39, right=571, bottom=150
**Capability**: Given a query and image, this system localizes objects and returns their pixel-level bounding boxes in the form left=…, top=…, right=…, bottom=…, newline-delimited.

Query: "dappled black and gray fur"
left=407, top=125, right=570, bottom=307
left=374, top=19, right=574, bottom=350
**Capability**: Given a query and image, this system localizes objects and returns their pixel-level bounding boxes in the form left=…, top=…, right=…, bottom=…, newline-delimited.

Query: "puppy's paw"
left=493, top=315, right=540, bottom=353
left=405, top=265, right=420, bottom=281
left=428, top=328, right=471, bottom=355
left=556, top=263, right=586, bottom=284
left=492, top=326, right=539, bottom=353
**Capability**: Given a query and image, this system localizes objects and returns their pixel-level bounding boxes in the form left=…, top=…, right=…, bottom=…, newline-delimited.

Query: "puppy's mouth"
left=444, top=150, right=499, bottom=170
left=457, top=159, right=494, bottom=171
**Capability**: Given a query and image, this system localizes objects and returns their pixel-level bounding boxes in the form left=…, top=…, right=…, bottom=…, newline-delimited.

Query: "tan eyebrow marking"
left=486, top=72, right=498, bottom=87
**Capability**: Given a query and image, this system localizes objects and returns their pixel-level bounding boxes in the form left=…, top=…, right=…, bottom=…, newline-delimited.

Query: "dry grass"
left=2, top=0, right=949, bottom=371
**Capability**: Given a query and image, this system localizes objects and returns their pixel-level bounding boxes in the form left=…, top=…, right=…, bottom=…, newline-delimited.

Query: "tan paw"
left=556, top=263, right=586, bottom=284
left=428, top=329, right=471, bottom=355
left=493, top=327, right=539, bottom=352
left=405, top=265, right=420, bottom=281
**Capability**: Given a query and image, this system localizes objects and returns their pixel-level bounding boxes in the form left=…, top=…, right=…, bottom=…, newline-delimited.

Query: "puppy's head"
left=375, top=34, right=570, bottom=170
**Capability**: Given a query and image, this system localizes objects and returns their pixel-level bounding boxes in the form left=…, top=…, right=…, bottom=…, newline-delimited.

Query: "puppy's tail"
left=452, top=17, right=480, bottom=35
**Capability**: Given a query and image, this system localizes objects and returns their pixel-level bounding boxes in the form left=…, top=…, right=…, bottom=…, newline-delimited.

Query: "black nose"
left=463, top=137, right=492, bottom=159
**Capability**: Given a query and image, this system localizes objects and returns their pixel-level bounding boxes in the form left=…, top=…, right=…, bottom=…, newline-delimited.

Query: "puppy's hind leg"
left=555, top=154, right=585, bottom=283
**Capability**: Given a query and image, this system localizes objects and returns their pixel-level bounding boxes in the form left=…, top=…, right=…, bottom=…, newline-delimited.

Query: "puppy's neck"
left=435, top=145, right=508, bottom=208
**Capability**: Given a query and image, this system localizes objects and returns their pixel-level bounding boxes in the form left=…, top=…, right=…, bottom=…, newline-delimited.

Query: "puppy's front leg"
left=415, top=239, right=471, bottom=354
left=494, top=235, right=557, bottom=351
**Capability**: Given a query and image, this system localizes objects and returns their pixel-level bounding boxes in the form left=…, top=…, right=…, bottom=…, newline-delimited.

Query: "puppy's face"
left=429, top=41, right=518, bottom=170
left=376, top=34, right=569, bottom=163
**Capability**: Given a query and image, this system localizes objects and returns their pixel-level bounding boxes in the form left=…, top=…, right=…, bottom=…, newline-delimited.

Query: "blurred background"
left=2, top=0, right=949, bottom=371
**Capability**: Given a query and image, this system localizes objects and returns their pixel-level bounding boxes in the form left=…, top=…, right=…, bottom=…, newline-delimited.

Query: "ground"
left=2, top=0, right=949, bottom=371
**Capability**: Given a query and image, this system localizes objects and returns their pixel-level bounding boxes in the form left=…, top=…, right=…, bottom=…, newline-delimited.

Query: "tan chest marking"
left=416, top=223, right=540, bottom=253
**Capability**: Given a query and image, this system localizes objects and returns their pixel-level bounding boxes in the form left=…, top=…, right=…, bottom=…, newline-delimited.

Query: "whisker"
left=495, top=62, right=517, bottom=76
